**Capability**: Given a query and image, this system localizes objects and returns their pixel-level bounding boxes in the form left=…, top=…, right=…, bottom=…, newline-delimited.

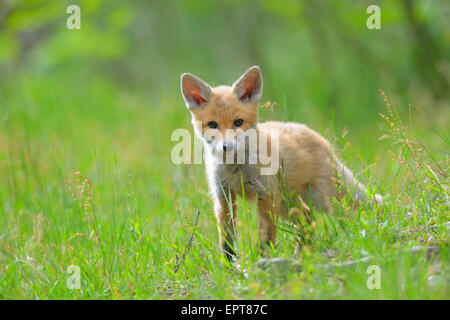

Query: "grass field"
left=0, top=0, right=449, bottom=300
left=0, top=72, right=448, bottom=299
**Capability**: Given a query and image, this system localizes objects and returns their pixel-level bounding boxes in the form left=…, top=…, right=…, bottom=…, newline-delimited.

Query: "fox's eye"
left=208, top=121, right=218, bottom=129
left=233, top=119, right=243, bottom=127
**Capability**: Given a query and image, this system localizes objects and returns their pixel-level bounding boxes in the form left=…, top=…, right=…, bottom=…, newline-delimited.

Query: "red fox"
left=181, top=66, right=382, bottom=261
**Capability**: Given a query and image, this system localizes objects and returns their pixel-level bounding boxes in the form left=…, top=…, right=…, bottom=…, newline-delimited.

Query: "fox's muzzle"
left=222, top=142, right=234, bottom=153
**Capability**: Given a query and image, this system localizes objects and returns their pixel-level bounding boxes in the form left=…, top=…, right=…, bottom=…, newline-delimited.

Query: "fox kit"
left=181, top=66, right=381, bottom=261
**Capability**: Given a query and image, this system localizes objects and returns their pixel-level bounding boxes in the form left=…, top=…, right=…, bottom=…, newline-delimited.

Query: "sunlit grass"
left=0, top=74, right=448, bottom=299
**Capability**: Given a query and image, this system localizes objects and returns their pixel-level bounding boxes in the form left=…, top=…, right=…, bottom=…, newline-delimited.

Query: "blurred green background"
left=0, top=0, right=449, bottom=299
left=1, top=0, right=449, bottom=125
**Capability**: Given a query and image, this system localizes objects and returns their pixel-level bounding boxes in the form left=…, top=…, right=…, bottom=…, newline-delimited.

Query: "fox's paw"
left=259, top=240, right=276, bottom=257
left=222, top=243, right=236, bottom=263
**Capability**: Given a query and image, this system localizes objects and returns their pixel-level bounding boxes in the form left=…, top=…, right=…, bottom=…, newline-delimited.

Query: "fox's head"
left=180, top=66, right=263, bottom=160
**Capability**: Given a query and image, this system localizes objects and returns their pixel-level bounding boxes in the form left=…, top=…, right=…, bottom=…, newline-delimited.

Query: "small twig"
left=174, top=211, right=201, bottom=274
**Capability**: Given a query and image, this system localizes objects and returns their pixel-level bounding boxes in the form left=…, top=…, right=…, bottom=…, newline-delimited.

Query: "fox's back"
left=258, top=121, right=336, bottom=206
left=258, top=121, right=330, bottom=151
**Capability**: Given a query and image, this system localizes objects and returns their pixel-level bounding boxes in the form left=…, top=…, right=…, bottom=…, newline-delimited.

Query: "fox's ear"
left=181, top=73, right=213, bottom=109
left=232, top=66, right=263, bottom=104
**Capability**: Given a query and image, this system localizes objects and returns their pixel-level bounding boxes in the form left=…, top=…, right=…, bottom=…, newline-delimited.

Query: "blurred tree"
left=401, top=0, right=449, bottom=99
left=0, top=0, right=448, bottom=130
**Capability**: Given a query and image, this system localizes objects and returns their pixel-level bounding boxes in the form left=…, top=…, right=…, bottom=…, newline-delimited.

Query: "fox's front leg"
left=256, top=195, right=280, bottom=253
left=214, top=192, right=237, bottom=262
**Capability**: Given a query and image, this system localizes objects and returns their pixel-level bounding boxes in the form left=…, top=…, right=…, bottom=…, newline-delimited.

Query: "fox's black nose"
left=223, top=143, right=234, bottom=152
left=223, top=143, right=234, bottom=153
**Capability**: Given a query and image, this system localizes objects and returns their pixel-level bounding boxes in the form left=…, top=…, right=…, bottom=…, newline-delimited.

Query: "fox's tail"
left=332, top=155, right=383, bottom=206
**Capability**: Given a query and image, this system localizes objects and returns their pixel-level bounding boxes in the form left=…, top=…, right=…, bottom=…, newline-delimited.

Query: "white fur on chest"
left=205, top=152, right=269, bottom=200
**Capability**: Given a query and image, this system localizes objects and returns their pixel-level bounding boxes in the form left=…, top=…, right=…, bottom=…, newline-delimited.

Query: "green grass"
left=0, top=73, right=448, bottom=300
